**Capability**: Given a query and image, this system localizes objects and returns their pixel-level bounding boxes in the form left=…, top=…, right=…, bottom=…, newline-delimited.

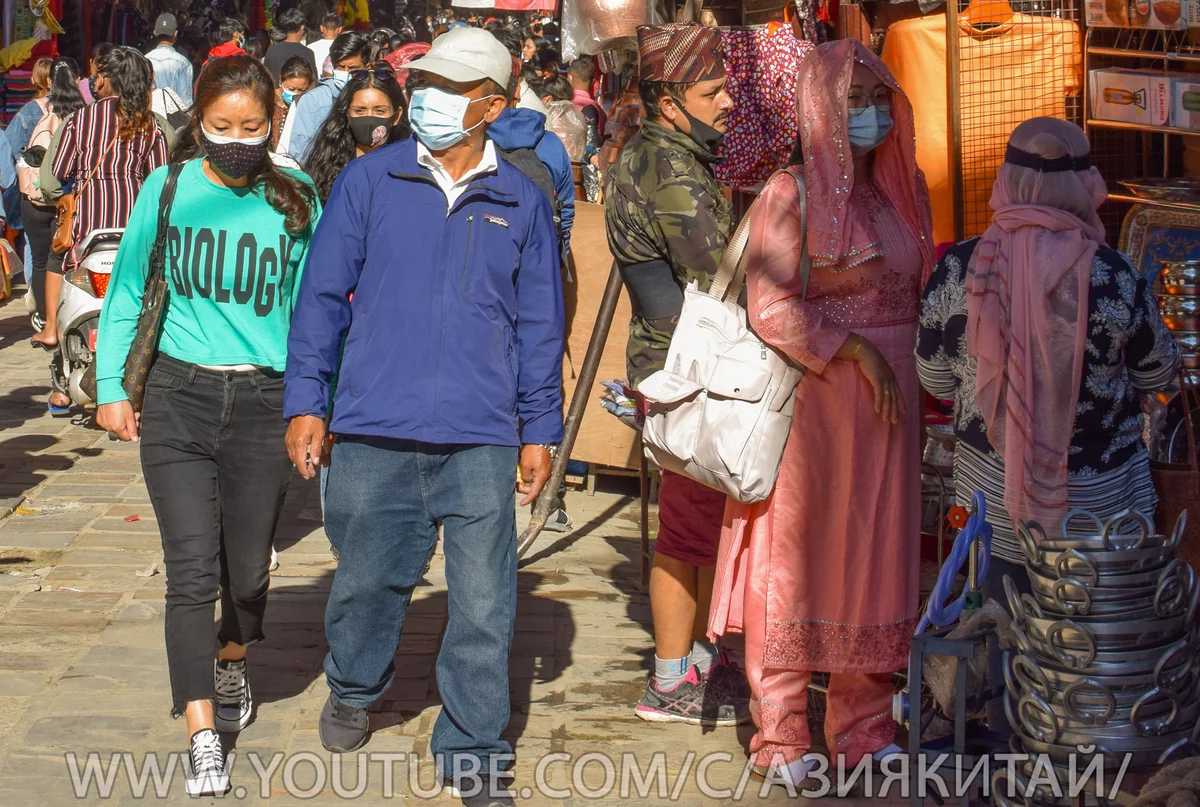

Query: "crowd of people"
left=0, top=6, right=1185, bottom=807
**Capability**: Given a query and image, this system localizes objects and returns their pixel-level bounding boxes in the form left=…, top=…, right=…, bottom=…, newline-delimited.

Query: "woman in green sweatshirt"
left=94, top=55, right=320, bottom=797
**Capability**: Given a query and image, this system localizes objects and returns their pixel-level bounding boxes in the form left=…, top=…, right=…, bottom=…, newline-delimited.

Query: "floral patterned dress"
left=916, top=238, right=1181, bottom=562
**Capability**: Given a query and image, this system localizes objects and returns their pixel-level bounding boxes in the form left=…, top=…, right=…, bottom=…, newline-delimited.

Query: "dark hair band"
left=1005, top=144, right=1091, bottom=173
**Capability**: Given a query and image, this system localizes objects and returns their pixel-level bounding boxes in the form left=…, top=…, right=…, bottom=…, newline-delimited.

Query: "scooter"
left=51, top=228, right=122, bottom=407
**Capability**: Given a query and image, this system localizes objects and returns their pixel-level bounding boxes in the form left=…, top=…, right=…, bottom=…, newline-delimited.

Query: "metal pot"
left=1023, top=509, right=1175, bottom=552
left=1012, top=690, right=1197, bottom=744
left=1006, top=685, right=1198, bottom=736
left=1011, top=623, right=1190, bottom=676
left=1160, top=295, right=1200, bottom=330
left=1005, top=649, right=1196, bottom=724
left=1024, top=542, right=1177, bottom=582
left=1014, top=727, right=1195, bottom=768
left=1007, top=646, right=1194, bottom=702
left=1027, top=560, right=1191, bottom=617
left=1161, top=261, right=1200, bottom=295
left=1005, top=575, right=1195, bottom=660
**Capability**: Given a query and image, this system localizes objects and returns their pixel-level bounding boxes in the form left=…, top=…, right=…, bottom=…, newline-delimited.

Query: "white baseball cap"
left=406, top=27, right=514, bottom=91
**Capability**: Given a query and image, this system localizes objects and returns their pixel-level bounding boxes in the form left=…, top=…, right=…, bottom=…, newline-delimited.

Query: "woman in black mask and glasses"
left=304, top=63, right=407, bottom=203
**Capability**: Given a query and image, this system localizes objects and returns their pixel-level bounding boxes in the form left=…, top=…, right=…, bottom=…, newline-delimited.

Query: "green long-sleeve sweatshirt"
left=96, top=160, right=320, bottom=405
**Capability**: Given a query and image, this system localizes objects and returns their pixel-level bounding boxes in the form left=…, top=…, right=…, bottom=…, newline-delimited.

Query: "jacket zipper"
left=460, top=215, right=474, bottom=293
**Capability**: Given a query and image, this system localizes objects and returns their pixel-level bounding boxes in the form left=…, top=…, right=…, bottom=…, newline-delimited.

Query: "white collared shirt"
left=416, top=139, right=500, bottom=211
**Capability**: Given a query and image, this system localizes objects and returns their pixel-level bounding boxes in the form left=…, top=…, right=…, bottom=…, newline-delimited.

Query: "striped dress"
left=51, top=97, right=169, bottom=257
left=916, top=238, right=1182, bottom=563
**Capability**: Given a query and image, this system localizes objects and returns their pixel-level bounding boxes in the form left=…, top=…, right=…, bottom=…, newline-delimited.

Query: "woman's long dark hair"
left=304, top=71, right=407, bottom=203
left=103, top=47, right=156, bottom=141
left=173, top=55, right=317, bottom=235
left=47, top=57, right=86, bottom=118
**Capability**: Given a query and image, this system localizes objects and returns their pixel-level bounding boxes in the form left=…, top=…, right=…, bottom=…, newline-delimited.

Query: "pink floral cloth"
left=715, top=26, right=813, bottom=188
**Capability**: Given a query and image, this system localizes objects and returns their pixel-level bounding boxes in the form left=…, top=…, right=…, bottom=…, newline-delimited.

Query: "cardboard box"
left=1090, top=68, right=1172, bottom=126
left=1086, top=0, right=1190, bottom=28
left=1171, top=76, right=1200, bottom=130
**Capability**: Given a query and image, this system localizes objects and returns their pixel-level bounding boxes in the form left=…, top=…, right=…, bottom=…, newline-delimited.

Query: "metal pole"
left=517, top=263, right=625, bottom=559
left=947, top=0, right=965, bottom=242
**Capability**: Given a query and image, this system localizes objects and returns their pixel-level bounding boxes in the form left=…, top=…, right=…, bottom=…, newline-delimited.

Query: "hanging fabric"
left=715, top=26, right=814, bottom=188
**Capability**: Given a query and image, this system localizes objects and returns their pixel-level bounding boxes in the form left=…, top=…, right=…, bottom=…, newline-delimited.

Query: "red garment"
left=383, top=42, right=430, bottom=87
left=715, top=27, right=812, bottom=188
left=207, top=42, right=247, bottom=61
left=572, top=88, right=607, bottom=133
left=655, top=470, right=724, bottom=568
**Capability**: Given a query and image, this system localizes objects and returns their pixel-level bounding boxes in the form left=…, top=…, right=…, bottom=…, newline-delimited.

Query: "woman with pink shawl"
left=708, top=39, right=934, bottom=784
left=916, top=119, right=1180, bottom=731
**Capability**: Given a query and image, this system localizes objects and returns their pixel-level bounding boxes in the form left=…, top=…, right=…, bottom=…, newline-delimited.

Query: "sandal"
left=30, top=336, right=58, bottom=351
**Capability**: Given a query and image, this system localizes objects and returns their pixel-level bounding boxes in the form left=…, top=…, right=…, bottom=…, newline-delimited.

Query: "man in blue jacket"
left=278, top=31, right=371, bottom=161
left=283, top=26, right=563, bottom=807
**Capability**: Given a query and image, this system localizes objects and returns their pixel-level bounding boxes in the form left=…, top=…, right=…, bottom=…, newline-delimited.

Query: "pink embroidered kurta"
left=708, top=170, right=925, bottom=762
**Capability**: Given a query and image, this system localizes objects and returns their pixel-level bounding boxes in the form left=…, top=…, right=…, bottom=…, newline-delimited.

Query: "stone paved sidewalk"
left=0, top=296, right=900, bottom=806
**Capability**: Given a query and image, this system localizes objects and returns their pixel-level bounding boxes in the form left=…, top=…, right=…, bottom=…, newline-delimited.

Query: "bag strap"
left=143, top=163, right=185, bottom=293
left=710, top=167, right=809, bottom=305
left=71, top=131, right=120, bottom=200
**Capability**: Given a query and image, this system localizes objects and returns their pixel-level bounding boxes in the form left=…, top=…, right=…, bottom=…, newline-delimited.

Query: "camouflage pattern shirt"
left=605, top=120, right=732, bottom=387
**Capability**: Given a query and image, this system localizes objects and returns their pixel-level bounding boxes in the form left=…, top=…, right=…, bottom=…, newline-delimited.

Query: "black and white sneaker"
left=185, top=728, right=229, bottom=796
left=214, top=658, right=253, bottom=732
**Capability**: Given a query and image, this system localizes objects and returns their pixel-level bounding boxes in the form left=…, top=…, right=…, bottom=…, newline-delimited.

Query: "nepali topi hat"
left=637, top=23, right=725, bottom=84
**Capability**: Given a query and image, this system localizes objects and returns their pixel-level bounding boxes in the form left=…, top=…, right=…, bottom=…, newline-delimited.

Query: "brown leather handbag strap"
left=70, top=134, right=120, bottom=199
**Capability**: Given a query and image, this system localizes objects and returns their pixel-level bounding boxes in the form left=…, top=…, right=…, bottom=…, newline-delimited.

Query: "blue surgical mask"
left=408, top=87, right=492, bottom=151
left=847, top=105, right=893, bottom=155
left=332, top=70, right=351, bottom=90
left=281, top=89, right=297, bottom=106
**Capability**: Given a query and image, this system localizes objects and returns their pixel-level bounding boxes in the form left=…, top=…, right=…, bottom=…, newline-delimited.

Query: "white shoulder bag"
left=636, top=169, right=809, bottom=504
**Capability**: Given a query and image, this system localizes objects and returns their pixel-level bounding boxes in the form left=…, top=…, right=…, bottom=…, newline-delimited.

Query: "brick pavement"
left=0, top=296, right=900, bottom=806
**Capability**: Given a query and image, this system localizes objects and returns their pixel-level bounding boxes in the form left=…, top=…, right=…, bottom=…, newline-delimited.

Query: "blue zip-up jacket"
left=488, top=108, right=575, bottom=255
left=284, top=136, right=565, bottom=447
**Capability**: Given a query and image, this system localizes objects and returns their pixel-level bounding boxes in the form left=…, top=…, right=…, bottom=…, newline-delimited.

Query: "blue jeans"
left=323, top=437, right=519, bottom=779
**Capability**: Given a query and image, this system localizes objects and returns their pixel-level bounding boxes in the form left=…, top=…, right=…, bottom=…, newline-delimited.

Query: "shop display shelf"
left=1105, top=192, right=1200, bottom=211
left=1087, top=118, right=1200, bottom=137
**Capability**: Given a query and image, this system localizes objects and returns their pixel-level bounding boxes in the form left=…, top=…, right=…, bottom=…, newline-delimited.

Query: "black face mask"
left=348, top=115, right=394, bottom=149
left=202, top=130, right=269, bottom=179
left=87, top=75, right=98, bottom=96
left=680, top=106, right=726, bottom=160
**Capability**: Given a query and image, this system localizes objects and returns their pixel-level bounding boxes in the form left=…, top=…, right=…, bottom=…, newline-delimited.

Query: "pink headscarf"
left=966, top=117, right=1108, bottom=530
left=794, top=39, right=934, bottom=275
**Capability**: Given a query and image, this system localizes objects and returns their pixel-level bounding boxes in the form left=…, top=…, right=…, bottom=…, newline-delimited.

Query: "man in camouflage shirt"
left=605, top=22, right=748, bottom=727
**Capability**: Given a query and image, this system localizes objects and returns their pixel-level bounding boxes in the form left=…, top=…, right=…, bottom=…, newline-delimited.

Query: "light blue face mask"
left=847, top=105, right=893, bottom=155
left=281, top=89, right=297, bottom=106
left=408, top=87, right=492, bottom=151
left=332, top=70, right=351, bottom=91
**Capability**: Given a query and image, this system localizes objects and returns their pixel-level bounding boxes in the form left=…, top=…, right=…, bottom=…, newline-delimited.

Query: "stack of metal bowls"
left=1160, top=261, right=1199, bottom=382
left=1002, top=508, right=1198, bottom=778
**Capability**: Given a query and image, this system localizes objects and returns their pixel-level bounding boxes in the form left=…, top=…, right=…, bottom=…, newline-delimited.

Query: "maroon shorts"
left=655, top=470, right=725, bottom=567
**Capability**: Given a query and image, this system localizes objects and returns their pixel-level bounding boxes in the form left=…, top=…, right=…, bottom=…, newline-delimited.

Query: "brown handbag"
left=1149, top=372, right=1199, bottom=567
left=51, top=135, right=119, bottom=255
left=79, top=163, right=184, bottom=411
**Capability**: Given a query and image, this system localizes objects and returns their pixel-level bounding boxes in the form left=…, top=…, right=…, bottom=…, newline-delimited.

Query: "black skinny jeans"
left=19, top=197, right=56, bottom=319
left=139, top=356, right=292, bottom=717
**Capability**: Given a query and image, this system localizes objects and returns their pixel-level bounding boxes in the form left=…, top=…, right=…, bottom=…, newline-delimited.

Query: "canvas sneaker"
left=635, top=666, right=750, bottom=726
left=185, top=728, right=229, bottom=796
left=213, top=658, right=253, bottom=732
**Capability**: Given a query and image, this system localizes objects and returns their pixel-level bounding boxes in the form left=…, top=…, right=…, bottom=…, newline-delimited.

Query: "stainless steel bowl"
left=1160, top=296, right=1200, bottom=330
left=1161, top=261, right=1200, bottom=295
left=1120, top=178, right=1200, bottom=202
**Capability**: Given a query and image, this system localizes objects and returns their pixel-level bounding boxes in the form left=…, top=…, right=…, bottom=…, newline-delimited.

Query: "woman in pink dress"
left=708, top=39, right=933, bottom=784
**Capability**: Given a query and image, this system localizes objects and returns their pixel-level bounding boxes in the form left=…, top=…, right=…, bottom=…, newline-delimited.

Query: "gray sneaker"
left=319, top=694, right=368, bottom=752
left=444, top=776, right=515, bottom=807
left=634, top=666, right=750, bottom=726
left=213, top=659, right=253, bottom=732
